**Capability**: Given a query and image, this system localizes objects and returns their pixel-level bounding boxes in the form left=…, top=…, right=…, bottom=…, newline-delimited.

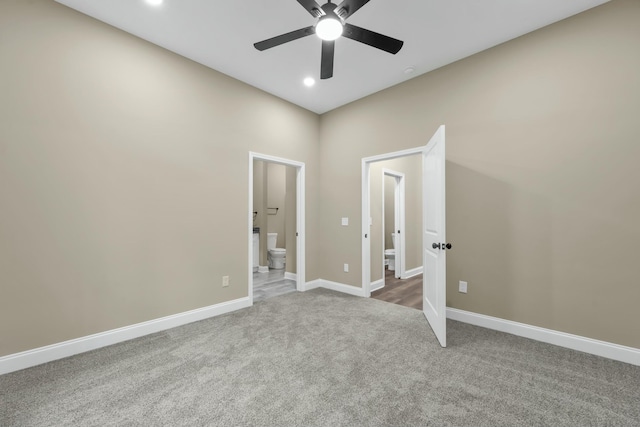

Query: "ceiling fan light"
left=316, top=17, right=343, bottom=41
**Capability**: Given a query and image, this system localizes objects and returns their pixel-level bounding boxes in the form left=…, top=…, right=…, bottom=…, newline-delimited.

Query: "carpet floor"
left=1, top=288, right=639, bottom=426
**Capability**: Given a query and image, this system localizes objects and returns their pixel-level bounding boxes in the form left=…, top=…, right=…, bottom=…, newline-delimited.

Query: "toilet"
left=385, top=233, right=396, bottom=271
left=267, top=233, right=286, bottom=270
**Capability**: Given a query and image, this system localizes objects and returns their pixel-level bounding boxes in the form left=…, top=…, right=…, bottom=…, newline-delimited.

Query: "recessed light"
left=303, top=77, right=316, bottom=87
left=404, top=66, right=415, bottom=75
left=146, top=0, right=163, bottom=6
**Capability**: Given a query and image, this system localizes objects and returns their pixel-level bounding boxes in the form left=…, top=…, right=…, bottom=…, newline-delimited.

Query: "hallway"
left=371, top=268, right=422, bottom=310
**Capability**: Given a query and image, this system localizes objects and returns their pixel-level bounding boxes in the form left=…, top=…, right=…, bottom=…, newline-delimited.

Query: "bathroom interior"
left=252, top=160, right=297, bottom=302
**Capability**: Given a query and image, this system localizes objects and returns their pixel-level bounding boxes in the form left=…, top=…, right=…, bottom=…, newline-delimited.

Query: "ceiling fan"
left=254, top=0, right=404, bottom=80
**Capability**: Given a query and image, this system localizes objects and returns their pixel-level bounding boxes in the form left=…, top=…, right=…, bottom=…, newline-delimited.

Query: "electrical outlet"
left=344, top=264, right=349, bottom=273
left=342, top=217, right=349, bottom=226
left=222, top=276, right=230, bottom=287
left=459, top=281, right=467, bottom=293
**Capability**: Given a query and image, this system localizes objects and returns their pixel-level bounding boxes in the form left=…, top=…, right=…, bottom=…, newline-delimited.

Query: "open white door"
left=422, top=125, right=447, bottom=347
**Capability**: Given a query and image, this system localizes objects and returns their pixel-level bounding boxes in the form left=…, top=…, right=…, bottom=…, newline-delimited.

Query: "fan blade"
left=296, top=0, right=325, bottom=17
left=320, top=40, right=335, bottom=79
left=343, top=23, right=403, bottom=54
left=254, top=26, right=315, bottom=51
left=335, top=0, right=370, bottom=20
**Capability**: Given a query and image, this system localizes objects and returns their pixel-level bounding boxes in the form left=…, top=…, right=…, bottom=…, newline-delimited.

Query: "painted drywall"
left=319, top=0, right=640, bottom=348
left=0, top=0, right=320, bottom=356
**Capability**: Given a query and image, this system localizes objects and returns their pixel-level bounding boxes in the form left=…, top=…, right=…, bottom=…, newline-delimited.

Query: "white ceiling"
left=55, top=0, right=609, bottom=114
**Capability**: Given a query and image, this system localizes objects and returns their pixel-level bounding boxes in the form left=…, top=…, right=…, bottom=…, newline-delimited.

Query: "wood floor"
left=371, top=268, right=422, bottom=310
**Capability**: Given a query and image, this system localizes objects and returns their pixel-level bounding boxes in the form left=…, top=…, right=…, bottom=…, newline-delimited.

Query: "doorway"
left=382, top=168, right=405, bottom=282
left=361, top=125, right=447, bottom=347
left=371, top=166, right=423, bottom=309
left=248, top=152, right=305, bottom=306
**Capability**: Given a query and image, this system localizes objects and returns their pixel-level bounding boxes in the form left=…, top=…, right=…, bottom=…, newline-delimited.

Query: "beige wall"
left=319, top=0, right=640, bottom=348
left=0, top=0, right=320, bottom=356
left=2, top=0, right=639, bottom=358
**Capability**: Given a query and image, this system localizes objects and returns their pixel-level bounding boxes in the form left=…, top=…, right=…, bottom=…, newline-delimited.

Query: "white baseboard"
left=304, top=279, right=323, bottom=291
left=304, top=279, right=366, bottom=297
left=370, top=278, right=384, bottom=292
left=284, top=272, right=297, bottom=281
left=402, top=266, right=423, bottom=279
left=0, top=297, right=251, bottom=376
left=258, top=266, right=269, bottom=273
left=446, top=308, right=640, bottom=367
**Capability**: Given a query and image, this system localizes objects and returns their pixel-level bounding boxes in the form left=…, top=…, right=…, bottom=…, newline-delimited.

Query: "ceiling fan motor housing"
left=254, top=0, right=403, bottom=79
left=316, top=3, right=344, bottom=41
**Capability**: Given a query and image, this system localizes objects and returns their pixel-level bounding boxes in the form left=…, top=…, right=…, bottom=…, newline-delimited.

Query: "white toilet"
left=267, top=233, right=286, bottom=270
left=385, top=233, right=396, bottom=271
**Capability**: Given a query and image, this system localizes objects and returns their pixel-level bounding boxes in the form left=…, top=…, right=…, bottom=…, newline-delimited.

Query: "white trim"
left=249, top=152, right=306, bottom=303
left=248, top=154, right=255, bottom=304
left=258, top=266, right=269, bottom=273
left=370, top=278, right=384, bottom=292
left=364, top=146, right=428, bottom=164
left=0, top=297, right=251, bottom=376
left=361, top=158, right=371, bottom=297
left=447, top=308, right=640, bottom=366
left=303, top=279, right=323, bottom=291
left=402, top=266, right=423, bottom=279
left=284, top=272, right=297, bottom=281
left=303, top=279, right=366, bottom=297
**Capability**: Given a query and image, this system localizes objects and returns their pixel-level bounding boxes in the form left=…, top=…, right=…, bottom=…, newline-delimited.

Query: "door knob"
left=433, top=242, right=452, bottom=250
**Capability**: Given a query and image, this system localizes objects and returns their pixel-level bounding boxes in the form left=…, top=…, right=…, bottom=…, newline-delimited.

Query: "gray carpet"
left=1, top=288, right=639, bottom=426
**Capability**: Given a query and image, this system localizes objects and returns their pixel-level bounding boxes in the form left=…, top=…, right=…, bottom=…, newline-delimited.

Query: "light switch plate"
left=342, top=217, right=349, bottom=226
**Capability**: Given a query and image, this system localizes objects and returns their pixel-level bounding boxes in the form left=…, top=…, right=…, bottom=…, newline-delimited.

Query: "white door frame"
left=382, top=168, right=406, bottom=282
left=361, top=146, right=425, bottom=297
left=248, top=152, right=306, bottom=305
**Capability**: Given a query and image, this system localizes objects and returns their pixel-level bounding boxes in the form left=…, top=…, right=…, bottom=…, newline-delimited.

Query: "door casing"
left=248, top=152, right=305, bottom=305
